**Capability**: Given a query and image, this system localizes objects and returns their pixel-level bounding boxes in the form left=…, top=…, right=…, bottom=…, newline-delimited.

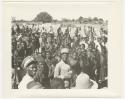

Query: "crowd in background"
left=11, top=22, right=108, bottom=89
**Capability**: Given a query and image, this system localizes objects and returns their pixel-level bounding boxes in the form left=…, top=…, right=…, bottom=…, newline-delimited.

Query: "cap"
left=21, top=56, right=37, bottom=69
left=61, top=48, right=69, bottom=54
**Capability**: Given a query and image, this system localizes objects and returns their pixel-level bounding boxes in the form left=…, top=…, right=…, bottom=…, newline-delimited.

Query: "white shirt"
left=54, top=60, right=71, bottom=79
left=18, top=74, right=34, bottom=89
left=95, top=40, right=101, bottom=52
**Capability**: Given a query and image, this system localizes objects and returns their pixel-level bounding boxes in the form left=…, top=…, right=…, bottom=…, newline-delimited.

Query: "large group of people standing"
left=11, top=22, right=108, bottom=89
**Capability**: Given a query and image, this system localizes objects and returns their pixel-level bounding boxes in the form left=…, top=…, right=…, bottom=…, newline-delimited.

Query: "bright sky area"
left=7, top=2, right=111, bottom=21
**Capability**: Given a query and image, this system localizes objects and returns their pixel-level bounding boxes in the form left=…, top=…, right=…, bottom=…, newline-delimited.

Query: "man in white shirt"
left=54, top=48, right=72, bottom=88
left=18, top=56, right=42, bottom=89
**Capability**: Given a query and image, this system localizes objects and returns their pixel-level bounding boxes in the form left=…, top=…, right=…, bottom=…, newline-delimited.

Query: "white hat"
left=61, top=48, right=69, bottom=54
left=75, top=72, right=98, bottom=89
left=21, top=56, right=37, bottom=69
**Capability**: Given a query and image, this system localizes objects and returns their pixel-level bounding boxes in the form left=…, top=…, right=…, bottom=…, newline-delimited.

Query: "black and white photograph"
left=0, top=0, right=123, bottom=98
left=11, top=3, right=108, bottom=89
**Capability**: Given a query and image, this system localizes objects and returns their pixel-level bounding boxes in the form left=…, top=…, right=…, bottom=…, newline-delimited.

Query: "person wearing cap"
left=54, top=48, right=71, bottom=79
left=79, top=41, right=88, bottom=56
left=79, top=41, right=88, bottom=50
left=18, top=56, right=42, bottom=89
left=54, top=48, right=72, bottom=88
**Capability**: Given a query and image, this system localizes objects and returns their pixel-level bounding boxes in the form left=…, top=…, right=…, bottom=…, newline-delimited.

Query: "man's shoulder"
left=27, top=81, right=44, bottom=89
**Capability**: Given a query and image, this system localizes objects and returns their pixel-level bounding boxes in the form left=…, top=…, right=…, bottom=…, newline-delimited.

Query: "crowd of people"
left=11, top=22, right=108, bottom=89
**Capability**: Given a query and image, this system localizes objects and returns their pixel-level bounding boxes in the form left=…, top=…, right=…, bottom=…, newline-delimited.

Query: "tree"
left=72, top=19, right=75, bottom=22
left=33, top=12, right=53, bottom=23
left=93, top=17, right=98, bottom=22
left=82, top=18, right=88, bottom=24
left=98, top=18, right=104, bottom=24
left=12, top=17, right=16, bottom=22
left=88, top=17, right=92, bottom=22
left=61, top=18, right=71, bottom=22
left=52, top=19, right=58, bottom=23
left=78, top=16, right=84, bottom=23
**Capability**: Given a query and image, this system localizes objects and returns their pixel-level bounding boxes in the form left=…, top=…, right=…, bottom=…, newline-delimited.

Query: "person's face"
left=88, top=46, right=92, bottom=50
left=97, top=38, right=101, bottom=43
left=46, top=53, right=51, bottom=59
left=27, top=63, right=37, bottom=77
left=21, top=43, right=25, bottom=47
left=64, top=80, right=70, bottom=88
left=72, top=52, right=77, bottom=59
left=81, top=44, right=85, bottom=49
left=37, top=62, right=44, bottom=71
left=41, top=52, right=46, bottom=58
left=61, top=53, right=68, bottom=62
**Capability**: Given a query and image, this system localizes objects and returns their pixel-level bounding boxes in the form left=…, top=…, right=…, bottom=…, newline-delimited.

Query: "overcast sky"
left=8, top=2, right=111, bottom=21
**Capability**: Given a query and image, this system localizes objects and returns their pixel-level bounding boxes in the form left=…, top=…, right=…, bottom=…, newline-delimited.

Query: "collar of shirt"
left=59, top=60, right=70, bottom=69
left=23, top=74, right=34, bottom=81
left=18, top=74, right=34, bottom=89
left=60, top=60, right=66, bottom=64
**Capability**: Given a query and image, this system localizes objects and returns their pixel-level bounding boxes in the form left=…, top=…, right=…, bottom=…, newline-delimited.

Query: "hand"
left=95, top=69, right=97, bottom=75
left=64, top=74, right=72, bottom=79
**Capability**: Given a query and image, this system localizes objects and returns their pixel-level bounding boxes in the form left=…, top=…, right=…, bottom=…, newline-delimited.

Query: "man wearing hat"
left=54, top=48, right=72, bottom=88
left=18, top=56, right=42, bottom=89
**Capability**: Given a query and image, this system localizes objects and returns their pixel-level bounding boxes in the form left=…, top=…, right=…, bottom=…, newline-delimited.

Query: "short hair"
left=50, top=78, right=64, bottom=89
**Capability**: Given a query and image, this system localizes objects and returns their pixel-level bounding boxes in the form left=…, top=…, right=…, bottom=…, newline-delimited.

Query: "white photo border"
left=2, top=1, right=122, bottom=98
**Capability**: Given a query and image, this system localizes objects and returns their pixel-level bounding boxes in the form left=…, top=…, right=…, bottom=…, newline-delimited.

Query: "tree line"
left=12, top=12, right=107, bottom=24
